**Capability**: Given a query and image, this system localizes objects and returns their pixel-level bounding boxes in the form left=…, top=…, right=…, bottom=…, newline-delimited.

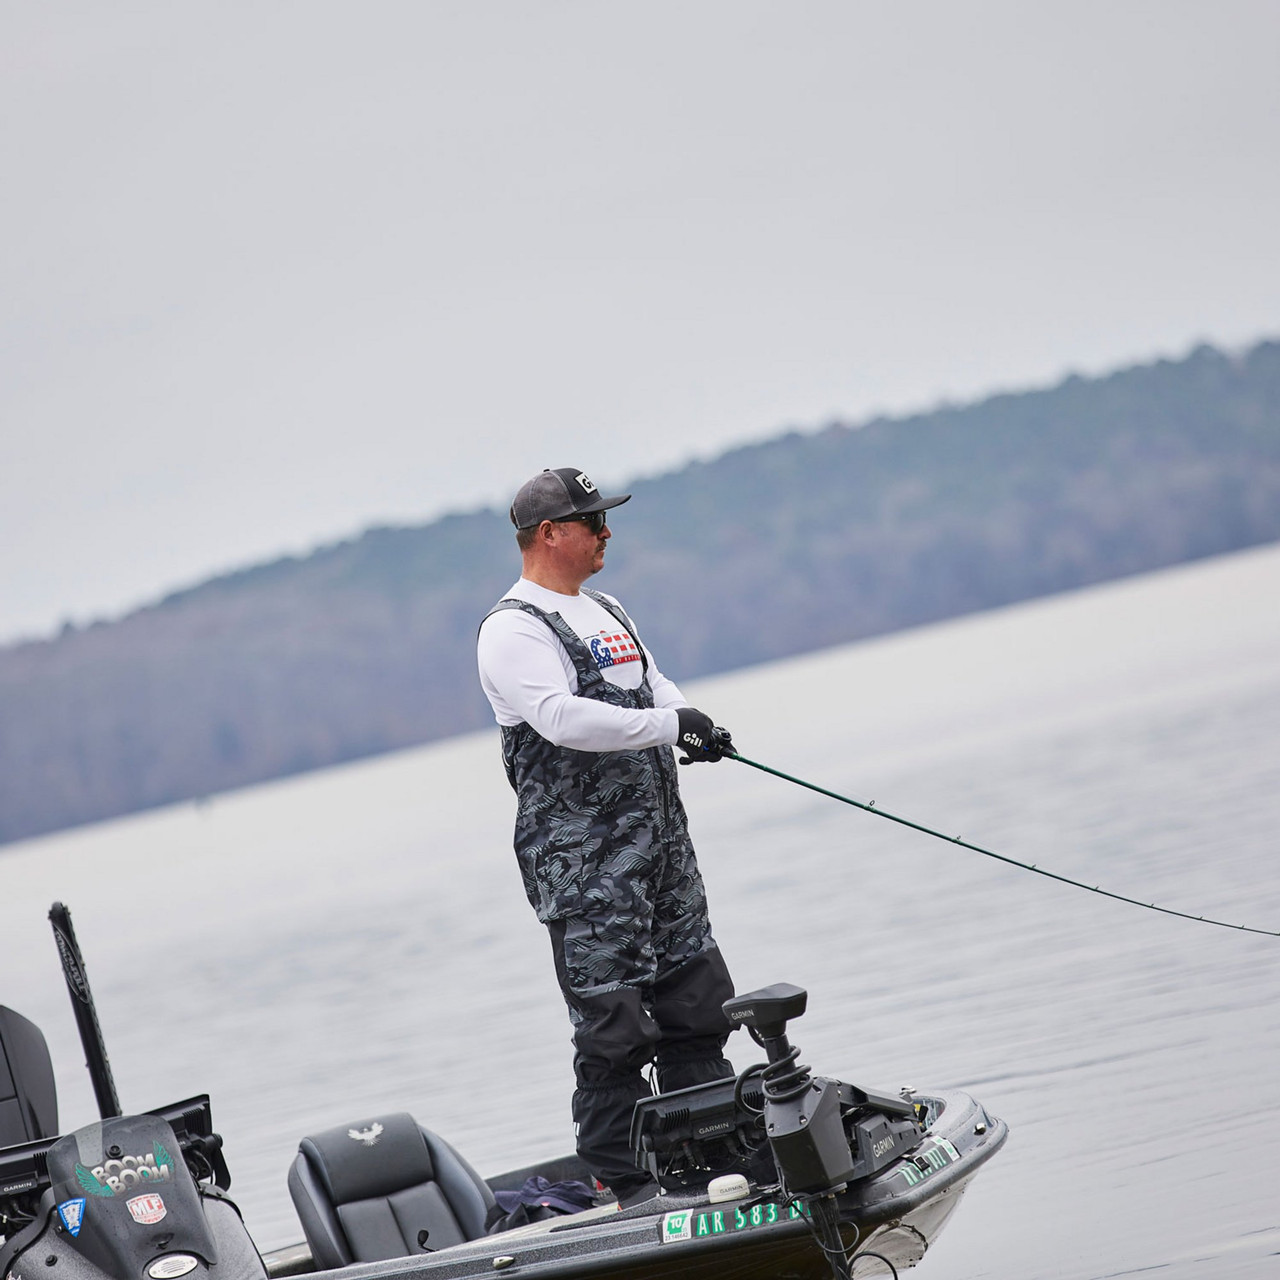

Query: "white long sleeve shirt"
left=477, top=578, right=686, bottom=752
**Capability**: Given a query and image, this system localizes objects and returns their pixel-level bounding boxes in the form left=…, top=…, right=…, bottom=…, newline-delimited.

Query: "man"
left=477, top=466, right=736, bottom=1207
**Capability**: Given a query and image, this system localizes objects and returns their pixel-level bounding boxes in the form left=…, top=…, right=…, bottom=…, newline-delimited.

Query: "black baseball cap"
left=509, top=468, right=632, bottom=529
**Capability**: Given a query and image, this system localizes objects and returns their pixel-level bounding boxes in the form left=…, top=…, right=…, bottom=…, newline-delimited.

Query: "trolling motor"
left=632, top=984, right=923, bottom=1280
left=632, top=984, right=920, bottom=1195
left=726, top=984, right=923, bottom=1280
left=724, top=984, right=920, bottom=1195
left=726, top=984, right=854, bottom=1191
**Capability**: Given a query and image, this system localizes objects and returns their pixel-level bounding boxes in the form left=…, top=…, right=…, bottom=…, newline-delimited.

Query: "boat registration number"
left=661, top=1200, right=809, bottom=1243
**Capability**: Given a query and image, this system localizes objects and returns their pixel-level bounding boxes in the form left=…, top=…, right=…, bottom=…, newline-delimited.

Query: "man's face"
left=554, top=512, right=611, bottom=579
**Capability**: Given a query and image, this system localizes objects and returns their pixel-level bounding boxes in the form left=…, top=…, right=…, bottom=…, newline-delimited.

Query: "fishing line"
left=724, top=751, right=1279, bottom=938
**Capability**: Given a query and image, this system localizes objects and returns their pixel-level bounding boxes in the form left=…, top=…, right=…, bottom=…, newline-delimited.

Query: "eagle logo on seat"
left=348, top=1123, right=384, bottom=1146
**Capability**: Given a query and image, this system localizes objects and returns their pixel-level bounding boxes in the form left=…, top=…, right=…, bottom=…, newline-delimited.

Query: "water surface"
left=6, top=543, right=1280, bottom=1278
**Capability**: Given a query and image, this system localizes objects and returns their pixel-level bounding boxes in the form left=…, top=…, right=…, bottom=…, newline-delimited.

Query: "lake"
left=5, top=542, right=1280, bottom=1278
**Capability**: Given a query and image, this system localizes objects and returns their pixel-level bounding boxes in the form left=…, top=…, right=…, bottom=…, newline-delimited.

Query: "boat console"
left=0, top=1092, right=229, bottom=1210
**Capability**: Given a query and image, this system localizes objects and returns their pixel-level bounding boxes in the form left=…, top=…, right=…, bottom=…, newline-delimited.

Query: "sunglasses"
left=554, top=510, right=608, bottom=534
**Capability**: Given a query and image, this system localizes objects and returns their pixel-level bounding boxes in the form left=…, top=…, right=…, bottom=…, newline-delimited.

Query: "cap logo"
left=574, top=473, right=597, bottom=494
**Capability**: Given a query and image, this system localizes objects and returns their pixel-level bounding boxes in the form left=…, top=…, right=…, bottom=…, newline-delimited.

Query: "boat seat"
left=287, top=1112, right=495, bottom=1267
left=0, top=1006, right=59, bottom=1147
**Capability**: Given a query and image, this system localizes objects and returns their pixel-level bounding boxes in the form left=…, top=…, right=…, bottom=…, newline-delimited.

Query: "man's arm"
left=478, top=610, right=680, bottom=751
left=645, top=659, right=688, bottom=711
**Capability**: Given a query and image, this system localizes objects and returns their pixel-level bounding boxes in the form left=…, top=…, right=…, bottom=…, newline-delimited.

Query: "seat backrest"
left=0, top=1007, right=58, bottom=1148
left=287, top=1112, right=495, bottom=1268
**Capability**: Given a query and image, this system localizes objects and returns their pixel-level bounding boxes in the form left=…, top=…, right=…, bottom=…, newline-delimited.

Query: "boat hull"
left=264, top=1090, right=1006, bottom=1280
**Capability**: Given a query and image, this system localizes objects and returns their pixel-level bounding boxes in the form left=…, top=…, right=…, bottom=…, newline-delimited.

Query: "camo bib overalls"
left=486, top=589, right=734, bottom=1196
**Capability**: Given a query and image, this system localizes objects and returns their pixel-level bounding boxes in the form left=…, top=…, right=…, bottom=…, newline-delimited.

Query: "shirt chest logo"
left=588, top=630, right=640, bottom=669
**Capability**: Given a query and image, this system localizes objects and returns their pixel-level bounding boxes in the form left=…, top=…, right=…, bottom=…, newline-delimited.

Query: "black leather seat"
left=0, top=1006, right=58, bottom=1148
left=287, top=1112, right=496, bottom=1268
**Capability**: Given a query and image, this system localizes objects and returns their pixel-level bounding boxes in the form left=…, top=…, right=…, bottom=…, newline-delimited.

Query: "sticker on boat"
left=57, top=1198, right=86, bottom=1237
left=126, top=1193, right=166, bottom=1225
left=898, top=1137, right=962, bottom=1187
left=661, top=1200, right=810, bottom=1242
left=662, top=1211, right=693, bottom=1242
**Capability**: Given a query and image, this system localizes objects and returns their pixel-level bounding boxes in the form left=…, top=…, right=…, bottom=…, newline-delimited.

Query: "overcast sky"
left=3, top=2, right=1277, bottom=644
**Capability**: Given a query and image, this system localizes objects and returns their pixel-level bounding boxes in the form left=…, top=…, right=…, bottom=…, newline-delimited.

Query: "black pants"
left=547, top=926, right=735, bottom=1197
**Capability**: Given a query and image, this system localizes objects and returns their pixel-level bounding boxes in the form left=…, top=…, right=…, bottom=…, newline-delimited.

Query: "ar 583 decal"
left=661, top=1200, right=810, bottom=1242
left=76, top=1142, right=175, bottom=1197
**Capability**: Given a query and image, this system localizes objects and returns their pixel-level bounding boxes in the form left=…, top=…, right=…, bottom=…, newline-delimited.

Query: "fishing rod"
left=724, top=751, right=1280, bottom=938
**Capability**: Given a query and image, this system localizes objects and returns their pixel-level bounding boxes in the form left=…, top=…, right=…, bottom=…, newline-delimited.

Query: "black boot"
left=573, top=1077, right=654, bottom=1202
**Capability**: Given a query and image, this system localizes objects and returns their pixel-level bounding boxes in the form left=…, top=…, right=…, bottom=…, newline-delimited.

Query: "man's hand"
left=676, top=707, right=734, bottom=764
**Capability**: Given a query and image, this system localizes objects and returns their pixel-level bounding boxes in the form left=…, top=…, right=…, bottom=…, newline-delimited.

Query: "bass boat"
left=0, top=904, right=1006, bottom=1280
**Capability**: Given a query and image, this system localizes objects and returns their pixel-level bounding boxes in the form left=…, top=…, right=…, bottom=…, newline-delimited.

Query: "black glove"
left=676, top=707, right=734, bottom=764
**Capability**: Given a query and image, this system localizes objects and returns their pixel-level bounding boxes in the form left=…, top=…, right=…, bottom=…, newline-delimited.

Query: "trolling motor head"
left=724, top=983, right=807, bottom=1037
left=724, top=983, right=807, bottom=1050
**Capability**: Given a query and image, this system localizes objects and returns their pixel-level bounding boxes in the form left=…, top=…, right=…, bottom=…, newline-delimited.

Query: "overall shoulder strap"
left=481, top=597, right=603, bottom=688
left=480, top=597, right=536, bottom=631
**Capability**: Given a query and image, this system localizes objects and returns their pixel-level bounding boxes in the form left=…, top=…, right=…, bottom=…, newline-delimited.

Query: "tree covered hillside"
left=3, top=340, right=1278, bottom=845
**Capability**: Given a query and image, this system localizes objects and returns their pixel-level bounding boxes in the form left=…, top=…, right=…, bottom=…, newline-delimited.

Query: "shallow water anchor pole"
left=49, top=901, right=122, bottom=1118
